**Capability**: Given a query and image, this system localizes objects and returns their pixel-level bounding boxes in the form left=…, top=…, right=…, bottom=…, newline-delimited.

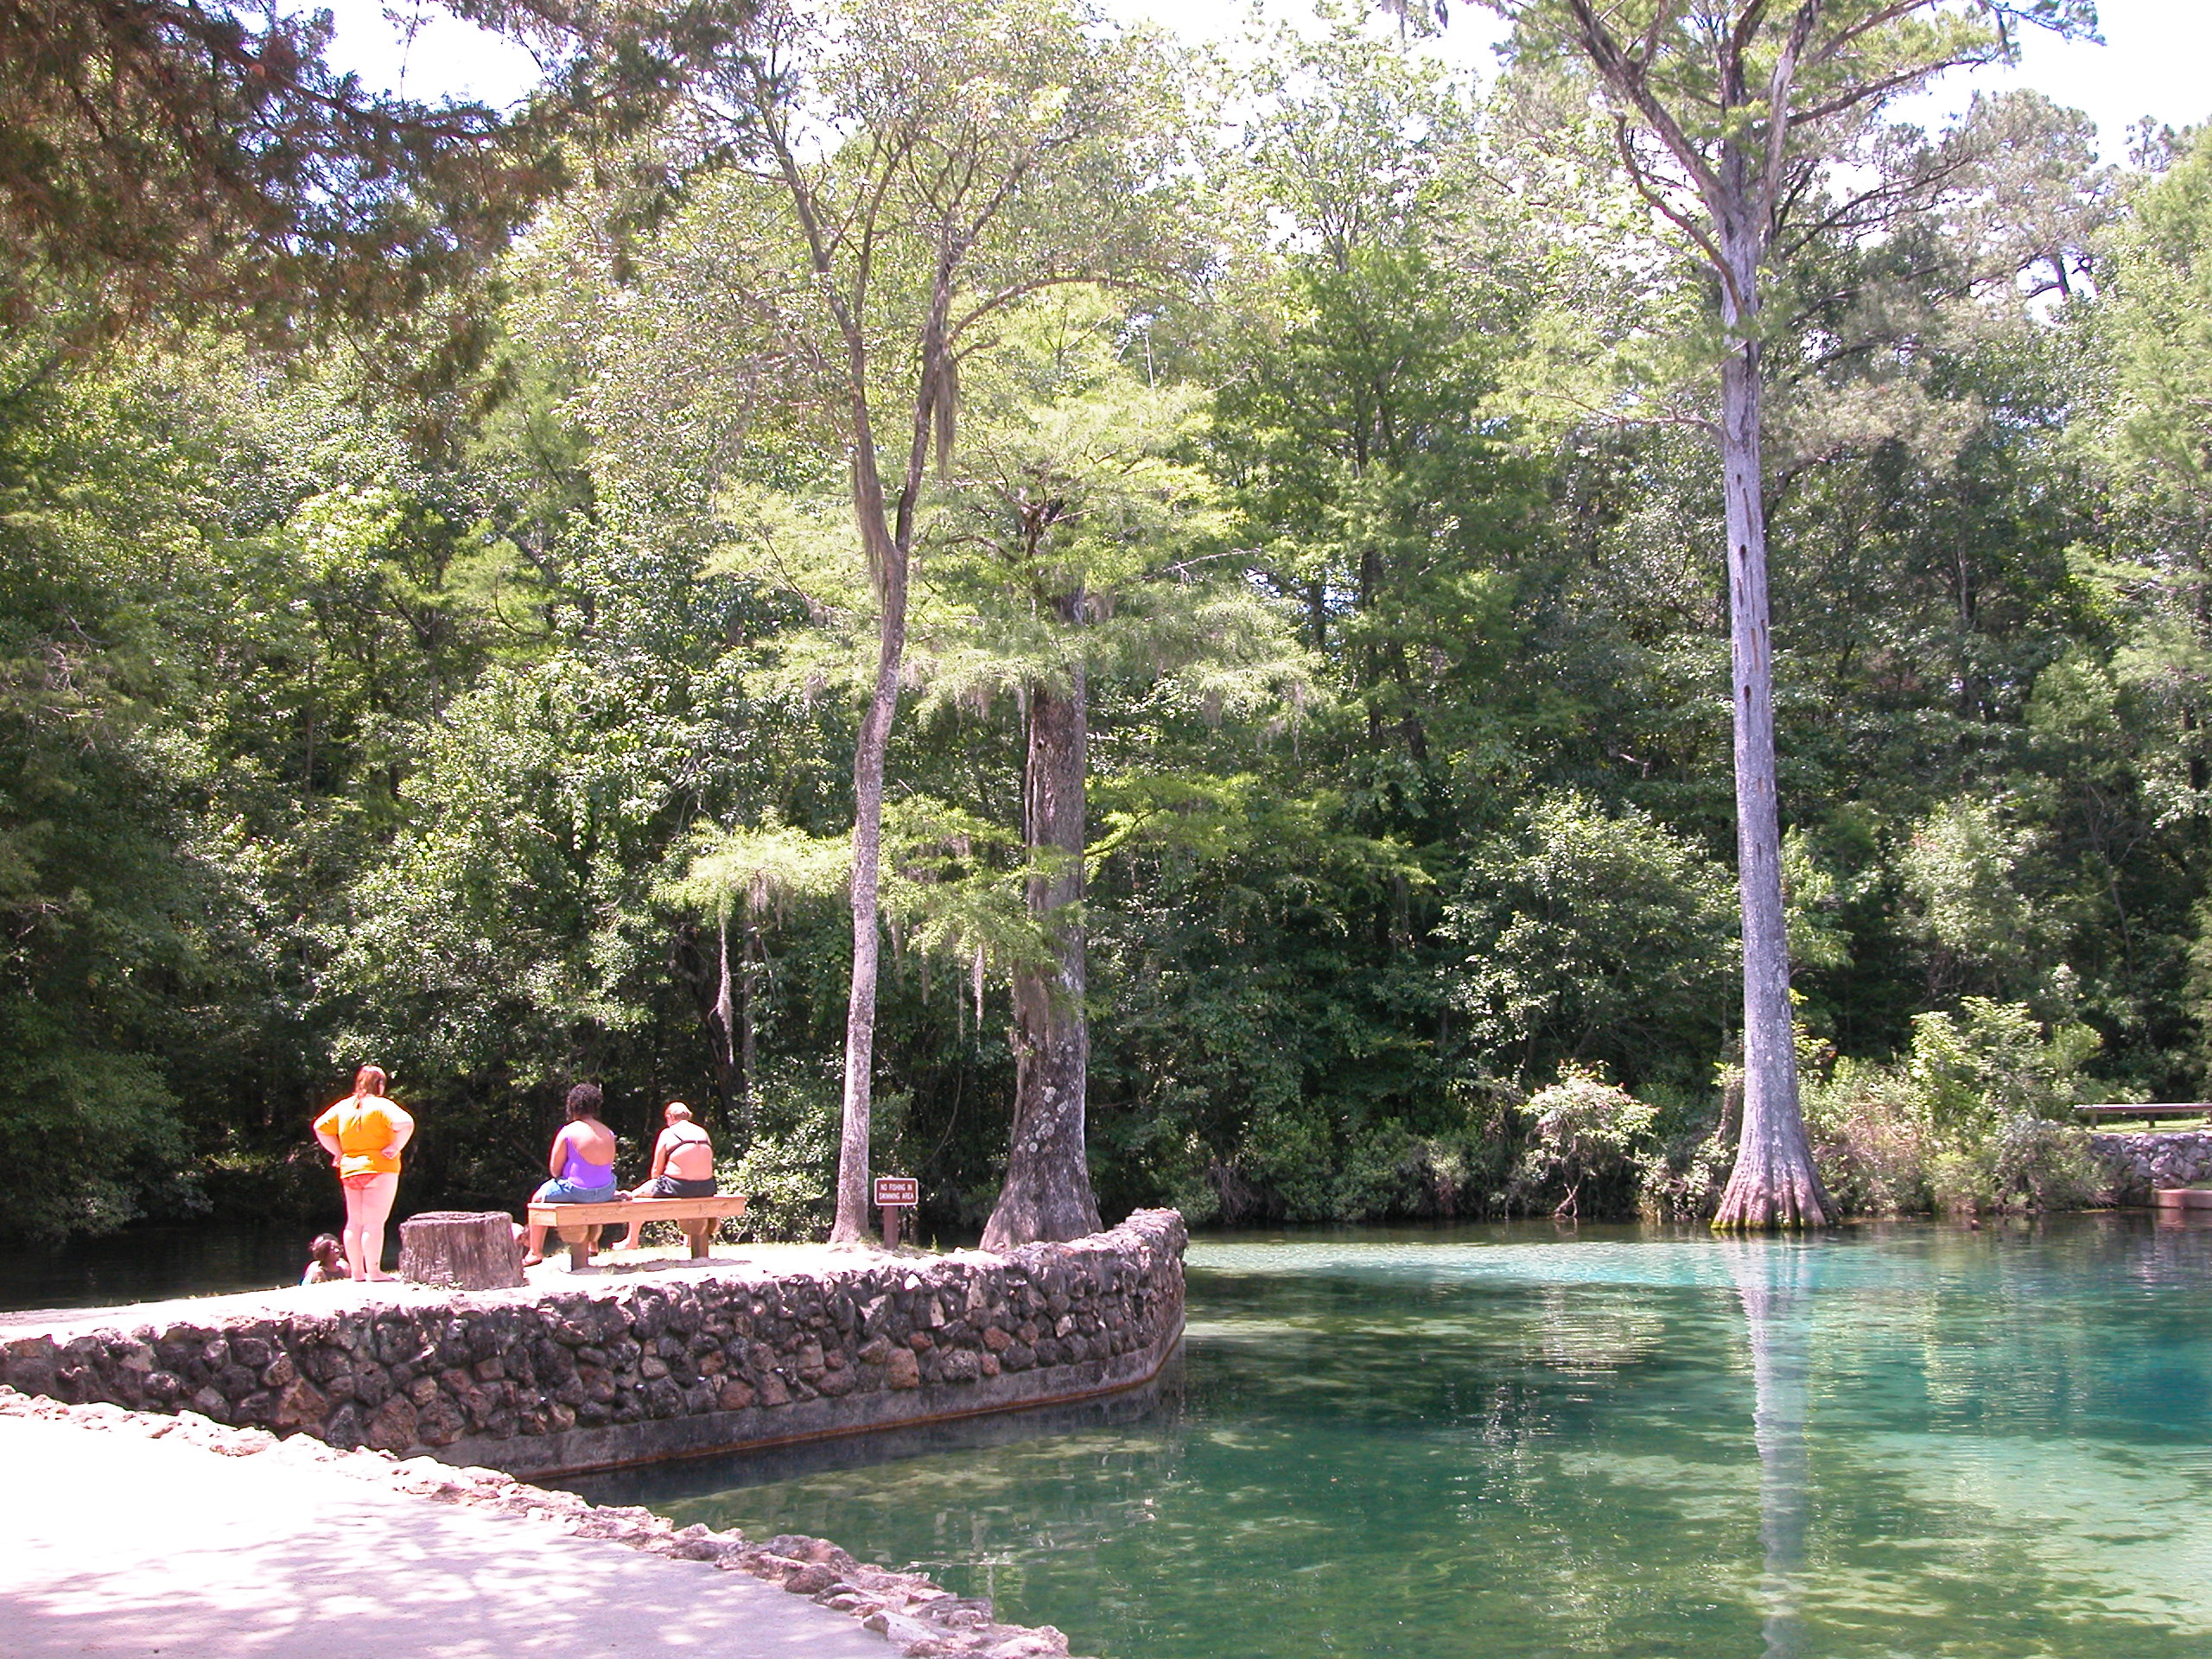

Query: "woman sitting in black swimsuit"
left=615, top=1102, right=716, bottom=1250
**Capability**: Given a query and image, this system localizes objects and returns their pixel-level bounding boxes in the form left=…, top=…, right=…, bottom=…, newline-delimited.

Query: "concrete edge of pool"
left=0, top=1385, right=1103, bottom=1658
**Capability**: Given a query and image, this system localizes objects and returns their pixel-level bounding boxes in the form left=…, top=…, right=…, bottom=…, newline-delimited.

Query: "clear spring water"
left=569, top=1216, right=2212, bottom=1658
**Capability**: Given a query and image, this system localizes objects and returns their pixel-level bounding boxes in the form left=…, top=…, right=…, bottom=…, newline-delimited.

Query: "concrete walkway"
left=0, top=1411, right=893, bottom=1658
left=0, top=1241, right=923, bottom=1342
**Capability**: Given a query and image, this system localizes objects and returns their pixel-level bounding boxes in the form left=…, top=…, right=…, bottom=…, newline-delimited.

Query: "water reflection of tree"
left=1529, top=1283, right=1669, bottom=1376
left=1725, top=1241, right=1812, bottom=1659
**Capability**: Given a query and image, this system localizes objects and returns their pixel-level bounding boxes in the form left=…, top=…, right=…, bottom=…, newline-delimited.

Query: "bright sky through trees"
left=309, top=0, right=2212, bottom=159
left=310, top=0, right=545, bottom=103
left=1114, top=0, right=2211, bottom=156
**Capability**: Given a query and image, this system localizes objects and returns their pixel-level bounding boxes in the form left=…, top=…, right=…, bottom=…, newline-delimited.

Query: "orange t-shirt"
left=314, top=1096, right=411, bottom=1179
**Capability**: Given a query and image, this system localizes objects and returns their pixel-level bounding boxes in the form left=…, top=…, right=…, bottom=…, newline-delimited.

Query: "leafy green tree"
left=1443, top=789, right=1738, bottom=1088
left=1083, top=770, right=1438, bottom=1224
left=1478, top=0, right=2097, bottom=1228
left=1211, top=21, right=1535, bottom=831
left=2103, top=123, right=2212, bottom=507
left=1947, top=90, right=2116, bottom=302
left=1897, top=798, right=2055, bottom=1005
left=671, top=0, right=1200, bottom=1241
left=0, top=350, right=374, bottom=1234
left=311, top=467, right=828, bottom=1193
left=1807, top=998, right=2102, bottom=1215
left=655, top=818, right=848, bottom=1130
left=2077, top=124, right=2212, bottom=1080
left=1516, top=1065, right=1658, bottom=1219
left=912, top=302, right=1307, bottom=1246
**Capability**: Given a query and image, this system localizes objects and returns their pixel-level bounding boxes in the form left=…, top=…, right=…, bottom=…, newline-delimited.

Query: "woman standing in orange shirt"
left=312, top=1065, right=415, bottom=1282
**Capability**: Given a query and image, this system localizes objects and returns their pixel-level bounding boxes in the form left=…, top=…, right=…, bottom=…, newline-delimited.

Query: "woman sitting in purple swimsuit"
left=521, top=1083, right=622, bottom=1267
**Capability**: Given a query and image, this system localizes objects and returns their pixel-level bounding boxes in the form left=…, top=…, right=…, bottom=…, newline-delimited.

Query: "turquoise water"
left=570, top=1217, right=2212, bottom=1657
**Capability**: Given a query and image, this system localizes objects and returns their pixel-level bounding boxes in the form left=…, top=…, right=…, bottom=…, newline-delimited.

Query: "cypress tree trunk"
left=739, top=915, right=760, bottom=1137
left=982, top=645, right=1101, bottom=1250
left=833, top=589, right=906, bottom=1241
left=829, top=286, right=937, bottom=1244
left=1711, top=211, right=1829, bottom=1230
left=1541, top=0, right=2037, bottom=1225
left=711, top=913, right=738, bottom=1130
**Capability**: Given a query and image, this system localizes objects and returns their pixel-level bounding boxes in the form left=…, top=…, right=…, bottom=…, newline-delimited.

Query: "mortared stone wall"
left=0, top=1209, right=1185, bottom=1479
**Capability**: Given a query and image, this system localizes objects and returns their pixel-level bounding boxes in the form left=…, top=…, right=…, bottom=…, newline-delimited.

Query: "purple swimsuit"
left=561, top=1144, right=615, bottom=1186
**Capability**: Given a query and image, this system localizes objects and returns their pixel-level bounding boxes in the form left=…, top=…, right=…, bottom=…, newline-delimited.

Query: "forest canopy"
left=0, top=0, right=2199, bottom=1242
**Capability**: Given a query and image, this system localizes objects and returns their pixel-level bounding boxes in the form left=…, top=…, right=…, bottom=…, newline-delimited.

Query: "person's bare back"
left=660, top=1116, right=713, bottom=1182
left=618, top=1102, right=717, bottom=1249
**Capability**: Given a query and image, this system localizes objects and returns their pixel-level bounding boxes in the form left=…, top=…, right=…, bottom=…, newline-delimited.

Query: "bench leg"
left=683, top=1217, right=712, bottom=1259
left=558, top=1225, right=591, bottom=1270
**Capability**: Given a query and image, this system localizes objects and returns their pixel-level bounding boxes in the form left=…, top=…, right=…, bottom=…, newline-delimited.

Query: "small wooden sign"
left=874, top=1175, right=918, bottom=1249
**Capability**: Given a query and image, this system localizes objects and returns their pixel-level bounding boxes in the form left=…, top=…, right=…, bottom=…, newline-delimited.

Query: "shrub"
left=0, top=1016, right=194, bottom=1241
left=1332, top=1122, right=1427, bottom=1220
left=1804, top=1058, right=1934, bottom=1215
left=1626, top=1079, right=1729, bottom=1220
left=1635, top=1133, right=1732, bottom=1221
left=1443, top=791, right=1738, bottom=1090
left=1981, top=1113, right=2105, bottom=1212
left=1804, top=999, right=2105, bottom=1216
left=1407, top=1131, right=1510, bottom=1218
left=1514, top=1065, right=1658, bottom=1219
left=721, top=1061, right=840, bottom=1241
left=1906, top=999, right=2104, bottom=1213
left=1232, top=1101, right=1338, bottom=1220
left=1220, top=1109, right=1515, bottom=1223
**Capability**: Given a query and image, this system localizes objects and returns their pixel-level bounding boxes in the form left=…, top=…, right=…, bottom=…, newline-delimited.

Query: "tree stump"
left=398, top=1211, right=526, bottom=1290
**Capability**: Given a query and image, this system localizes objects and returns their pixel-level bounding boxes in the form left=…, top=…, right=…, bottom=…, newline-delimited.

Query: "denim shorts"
left=532, top=1179, right=620, bottom=1204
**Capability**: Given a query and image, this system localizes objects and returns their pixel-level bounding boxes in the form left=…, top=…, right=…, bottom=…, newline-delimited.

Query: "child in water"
left=301, top=1233, right=347, bottom=1283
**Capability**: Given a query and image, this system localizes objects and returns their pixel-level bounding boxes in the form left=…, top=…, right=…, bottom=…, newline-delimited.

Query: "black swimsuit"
left=648, top=1128, right=715, bottom=1196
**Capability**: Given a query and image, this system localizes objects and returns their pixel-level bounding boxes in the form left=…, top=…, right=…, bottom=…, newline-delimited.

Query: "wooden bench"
left=524, top=1194, right=750, bottom=1270
left=2073, top=1103, right=2211, bottom=1129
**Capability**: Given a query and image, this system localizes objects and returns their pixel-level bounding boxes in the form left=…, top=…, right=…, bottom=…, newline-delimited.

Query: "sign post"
left=873, top=1175, right=919, bottom=1249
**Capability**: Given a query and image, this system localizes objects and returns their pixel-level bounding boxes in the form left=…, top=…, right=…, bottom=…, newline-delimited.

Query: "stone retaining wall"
left=0, top=1209, right=1185, bottom=1478
left=2091, top=1131, right=2212, bottom=1204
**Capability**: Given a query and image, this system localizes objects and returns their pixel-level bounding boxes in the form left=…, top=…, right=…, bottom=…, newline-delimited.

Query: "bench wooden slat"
left=526, top=1194, right=750, bottom=1268
left=524, top=1195, right=751, bottom=1227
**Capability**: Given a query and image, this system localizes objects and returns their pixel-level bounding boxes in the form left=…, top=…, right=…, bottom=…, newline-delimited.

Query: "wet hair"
left=352, top=1064, right=387, bottom=1100
left=664, top=1102, right=692, bottom=1122
left=565, top=1082, right=603, bottom=1121
left=309, top=1233, right=342, bottom=1263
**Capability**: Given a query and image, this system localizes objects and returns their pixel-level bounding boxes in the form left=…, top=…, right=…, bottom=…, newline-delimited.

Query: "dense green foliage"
left=0, top=3, right=2203, bottom=1241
